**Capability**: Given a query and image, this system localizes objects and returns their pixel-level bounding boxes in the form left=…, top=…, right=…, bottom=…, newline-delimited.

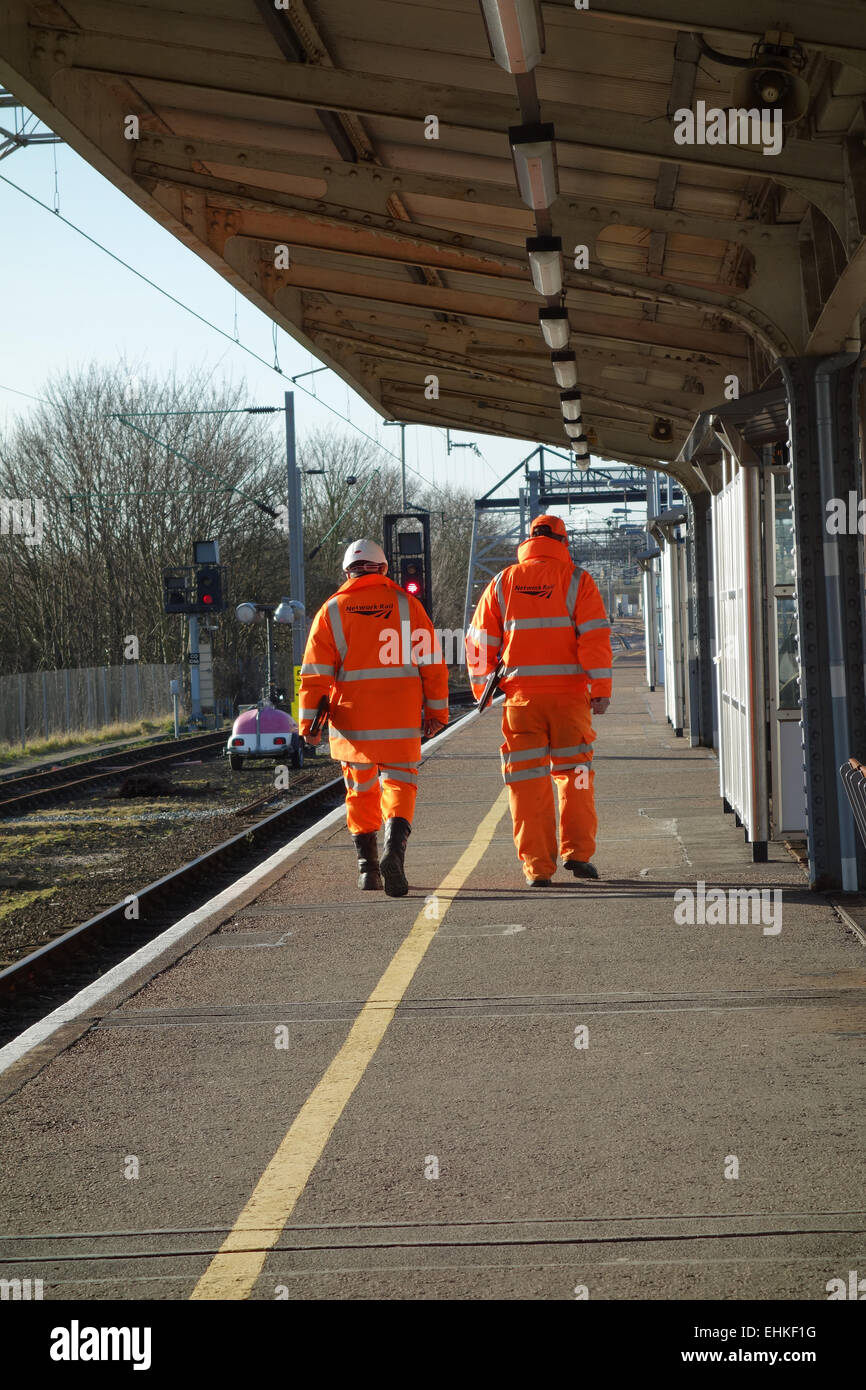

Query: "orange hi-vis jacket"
left=466, top=536, right=613, bottom=702
left=298, top=573, right=449, bottom=765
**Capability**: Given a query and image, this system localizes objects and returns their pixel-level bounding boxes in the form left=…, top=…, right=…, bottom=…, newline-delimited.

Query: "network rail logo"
left=0, top=496, right=44, bottom=546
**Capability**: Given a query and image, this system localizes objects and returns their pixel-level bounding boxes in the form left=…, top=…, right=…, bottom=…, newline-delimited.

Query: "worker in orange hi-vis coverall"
left=298, top=538, right=449, bottom=898
left=465, top=514, right=612, bottom=887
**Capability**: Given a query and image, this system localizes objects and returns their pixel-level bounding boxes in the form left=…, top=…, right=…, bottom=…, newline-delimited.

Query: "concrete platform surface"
left=1, top=655, right=864, bottom=1301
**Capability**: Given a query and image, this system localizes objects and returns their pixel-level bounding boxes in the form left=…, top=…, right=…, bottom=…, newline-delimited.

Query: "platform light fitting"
left=560, top=389, right=582, bottom=422
left=509, top=122, right=558, bottom=210
left=235, top=602, right=263, bottom=625
left=565, top=422, right=588, bottom=440
left=539, top=307, right=570, bottom=351
left=479, top=0, right=545, bottom=74
left=572, top=447, right=590, bottom=470
left=526, top=235, right=563, bottom=297
left=273, top=597, right=305, bottom=625
left=551, top=350, right=577, bottom=390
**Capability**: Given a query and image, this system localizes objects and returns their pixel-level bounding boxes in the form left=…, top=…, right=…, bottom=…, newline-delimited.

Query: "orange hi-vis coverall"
left=466, top=536, right=612, bottom=881
left=298, top=573, right=449, bottom=835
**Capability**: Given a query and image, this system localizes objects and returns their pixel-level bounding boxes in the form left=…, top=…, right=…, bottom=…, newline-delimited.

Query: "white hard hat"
left=342, top=538, right=387, bottom=571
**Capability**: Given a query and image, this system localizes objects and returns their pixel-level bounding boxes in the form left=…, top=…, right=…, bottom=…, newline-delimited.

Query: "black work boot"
left=380, top=816, right=411, bottom=898
left=352, top=832, right=383, bottom=891
left=564, top=860, right=600, bottom=880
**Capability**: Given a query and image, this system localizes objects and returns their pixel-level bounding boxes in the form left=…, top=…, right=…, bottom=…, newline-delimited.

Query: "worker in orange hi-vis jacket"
left=298, top=538, right=449, bottom=898
left=465, top=514, right=612, bottom=887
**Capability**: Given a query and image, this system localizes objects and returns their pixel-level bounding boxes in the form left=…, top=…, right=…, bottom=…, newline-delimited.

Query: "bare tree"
left=1, top=373, right=479, bottom=702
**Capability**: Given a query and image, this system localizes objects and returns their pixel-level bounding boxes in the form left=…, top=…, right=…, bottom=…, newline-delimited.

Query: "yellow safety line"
left=190, top=788, right=509, bottom=1300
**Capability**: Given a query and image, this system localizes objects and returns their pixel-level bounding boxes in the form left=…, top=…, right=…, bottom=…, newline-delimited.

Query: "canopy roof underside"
left=2, top=0, right=866, bottom=491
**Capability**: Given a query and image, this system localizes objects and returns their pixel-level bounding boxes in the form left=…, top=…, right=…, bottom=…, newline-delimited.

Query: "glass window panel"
left=774, top=483, right=796, bottom=586
left=776, top=596, right=800, bottom=710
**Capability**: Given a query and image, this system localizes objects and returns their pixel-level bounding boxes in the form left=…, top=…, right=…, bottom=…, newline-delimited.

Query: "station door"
left=712, top=464, right=769, bottom=847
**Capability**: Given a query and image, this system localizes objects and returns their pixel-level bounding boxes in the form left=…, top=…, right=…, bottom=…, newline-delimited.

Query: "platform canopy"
left=2, top=1, right=866, bottom=488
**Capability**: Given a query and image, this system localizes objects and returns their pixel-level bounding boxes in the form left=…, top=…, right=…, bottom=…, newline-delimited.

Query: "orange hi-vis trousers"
left=341, top=760, right=419, bottom=835
left=500, top=691, right=597, bottom=882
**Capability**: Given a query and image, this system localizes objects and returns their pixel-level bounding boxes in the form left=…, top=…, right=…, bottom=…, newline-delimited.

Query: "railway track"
left=0, top=732, right=227, bottom=819
left=0, top=696, right=476, bottom=1036
left=0, top=771, right=349, bottom=1038
left=0, top=700, right=481, bottom=1040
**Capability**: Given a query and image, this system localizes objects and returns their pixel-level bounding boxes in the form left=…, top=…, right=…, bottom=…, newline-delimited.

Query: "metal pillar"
left=284, top=391, right=307, bottom=665
left=385, top=421, right=408, bottom=509
left=264, top=611, right=275, bottom=699
left=780, top=354, right=866, bottom=890
left=527, top=470, right=541, bottom=520
left=188, top=613, right=201, bottom=720
left=686, top=490, right=714, bottom=748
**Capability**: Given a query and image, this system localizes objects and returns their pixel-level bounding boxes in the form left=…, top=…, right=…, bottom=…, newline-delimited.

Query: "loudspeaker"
left=732, top=61, right=809, bottom=126
left=649, top=418, right=674, bottom=444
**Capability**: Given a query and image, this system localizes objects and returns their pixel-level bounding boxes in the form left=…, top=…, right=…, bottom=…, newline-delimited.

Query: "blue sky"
left=0, top=114, right=637, bottom=524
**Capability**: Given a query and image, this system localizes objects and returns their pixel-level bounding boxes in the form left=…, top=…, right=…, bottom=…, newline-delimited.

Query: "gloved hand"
left=304, top=730, right=321, bottom=746
left=423, top=718, right=447, bottom=739
left=591, top=697, right=611, bottom=716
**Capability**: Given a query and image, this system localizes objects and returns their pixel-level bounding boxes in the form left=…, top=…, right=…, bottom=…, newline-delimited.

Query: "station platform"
left=1, top=653, right=864, bottom=1301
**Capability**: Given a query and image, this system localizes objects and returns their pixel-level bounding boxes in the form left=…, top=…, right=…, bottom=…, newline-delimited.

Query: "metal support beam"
left=685, top=490, right=714, bottom=747
left=284, top=391, right=307, bottom=664
left=779, top=353, right=866, bottom=889
left=572, top=0, right=866, bottom=69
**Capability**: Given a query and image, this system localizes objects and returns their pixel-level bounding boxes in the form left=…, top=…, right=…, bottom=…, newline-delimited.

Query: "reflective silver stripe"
left=381, top=768, right=418, bottom=786
left=503, top=765, right=550, bottom=785
left=347, top=775, right=379, bottom=794
left=551, top=762, right=592, bottom=775
left=298, top=706, right=321, bottom=720
left=576, top=618, right=611, bottom=635
left=504, top=616, right=573, bottom=631
left=343, top=760, right=374, bottom=769
left=565, top=572, right=580, bottom=618
left=502, top=664, right=585, bottom=678
left=587, top=668, right=612, bottom=679
left=330, top=726, right=420, bottom=741
left=425, top=698, right=448, bottom=710
left=493, top=570, right=506, bottom=616
left=396, top=589, right=411, bottom=632
left=384, top=761, right=420, bottom=770
left=550, top=743, right=594, bottom=757
left=301, top=662, right=335, bottom=676
left=468, top=626, right=499, bottom=646
left=338, top=666, right=418, bottom=682
left=501, top=745, right=549, bottom=765
left=327, top=598, right=348, bottom=665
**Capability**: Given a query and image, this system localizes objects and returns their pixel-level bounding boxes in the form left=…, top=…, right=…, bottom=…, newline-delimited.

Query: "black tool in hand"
left=478, top=659, right=505, bottom=712
left=309, top=696, right=329, bottom=737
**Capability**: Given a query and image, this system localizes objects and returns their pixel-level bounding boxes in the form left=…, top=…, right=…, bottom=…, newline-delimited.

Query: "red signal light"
left=202, top=594, right=214, bottom=604
left=406, top=581, right=420, bottom=595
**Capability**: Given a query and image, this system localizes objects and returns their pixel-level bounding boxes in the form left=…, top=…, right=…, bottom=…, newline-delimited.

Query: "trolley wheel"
left=229, top=754, right=245, bottom=772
